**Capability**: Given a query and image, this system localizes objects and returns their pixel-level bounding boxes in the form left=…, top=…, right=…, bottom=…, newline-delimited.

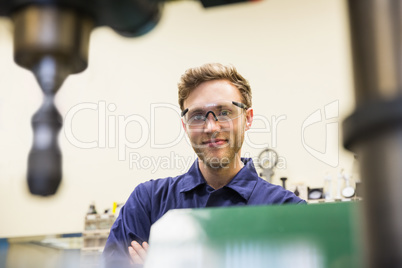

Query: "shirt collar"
left=179, top=160, right=207, bottom=193
left=224, top=158, right=259, bottom=201
left=179, top=158, right=259, bottom=201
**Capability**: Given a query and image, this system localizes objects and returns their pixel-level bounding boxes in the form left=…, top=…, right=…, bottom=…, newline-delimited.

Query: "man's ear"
left=245, top=108, right=253, bottom=131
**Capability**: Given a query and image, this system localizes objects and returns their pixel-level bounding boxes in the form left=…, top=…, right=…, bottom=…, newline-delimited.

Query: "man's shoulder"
left=251, top=177, right=306, bottom=204
left=135, top=173, right=187, bottom=194
left=252, top=177, right=285, bottom=194
left=254, top=177, right=283, bottom=190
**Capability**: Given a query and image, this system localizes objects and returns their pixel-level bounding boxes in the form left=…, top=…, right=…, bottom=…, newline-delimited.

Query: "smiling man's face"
left=182, top=79, right=253, bottom=169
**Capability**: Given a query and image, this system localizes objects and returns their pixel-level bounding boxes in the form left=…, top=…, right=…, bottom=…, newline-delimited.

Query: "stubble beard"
left=193, top=133, right=244, bottom=170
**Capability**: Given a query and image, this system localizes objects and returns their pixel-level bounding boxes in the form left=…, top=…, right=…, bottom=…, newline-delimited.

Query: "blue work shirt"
left=102, top=158, right=305, bottom=265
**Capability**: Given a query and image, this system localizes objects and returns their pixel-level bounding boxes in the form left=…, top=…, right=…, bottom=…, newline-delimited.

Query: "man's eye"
left=220, top=110, right=231, bottom=116
left=191, top=114, right=205, bottom=120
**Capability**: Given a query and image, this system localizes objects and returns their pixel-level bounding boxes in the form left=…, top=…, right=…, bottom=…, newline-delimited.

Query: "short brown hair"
left=178, top=63, right=252, bottom=111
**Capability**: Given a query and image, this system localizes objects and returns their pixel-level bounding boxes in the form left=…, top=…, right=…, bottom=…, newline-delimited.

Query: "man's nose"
left=204, top=113, right=220, bottom=132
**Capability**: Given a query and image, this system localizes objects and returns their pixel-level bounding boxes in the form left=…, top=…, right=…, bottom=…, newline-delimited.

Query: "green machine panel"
left=145, top=202, right=363, bottom=268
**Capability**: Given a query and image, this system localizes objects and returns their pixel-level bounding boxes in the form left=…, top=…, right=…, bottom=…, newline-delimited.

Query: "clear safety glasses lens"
left=181, top=100, right=247, bottom=126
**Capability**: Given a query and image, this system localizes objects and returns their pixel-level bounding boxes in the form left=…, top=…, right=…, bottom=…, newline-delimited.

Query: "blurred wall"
left=0, top=0, right=354, bottom=237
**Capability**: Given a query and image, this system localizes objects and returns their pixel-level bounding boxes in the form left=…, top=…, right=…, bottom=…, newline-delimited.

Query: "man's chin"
left=197, top=153, right=233, bottom=169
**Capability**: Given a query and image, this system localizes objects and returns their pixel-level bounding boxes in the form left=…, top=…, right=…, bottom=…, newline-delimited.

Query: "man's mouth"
left=202, top=139, right=228, bottom=147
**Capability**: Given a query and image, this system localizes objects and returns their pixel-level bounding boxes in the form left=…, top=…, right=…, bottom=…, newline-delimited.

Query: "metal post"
left=344, top=1, right=402, bottom=267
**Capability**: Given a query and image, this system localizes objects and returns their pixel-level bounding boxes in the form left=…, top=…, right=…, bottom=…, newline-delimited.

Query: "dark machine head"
left=0, top=0, right=257, bottom=196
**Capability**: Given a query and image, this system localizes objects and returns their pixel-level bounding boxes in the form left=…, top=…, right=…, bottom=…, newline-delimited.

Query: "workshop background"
left=0, top=0, right=354, bottom=238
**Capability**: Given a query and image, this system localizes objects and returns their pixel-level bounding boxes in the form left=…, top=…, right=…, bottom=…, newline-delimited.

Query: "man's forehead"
left=183, top=80, right=242, bottom=108
left=187, top=100, right=233, bottom=109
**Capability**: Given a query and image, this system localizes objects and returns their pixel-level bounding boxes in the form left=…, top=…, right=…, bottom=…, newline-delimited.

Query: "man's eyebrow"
left=187, top=107, right=204, bottom=115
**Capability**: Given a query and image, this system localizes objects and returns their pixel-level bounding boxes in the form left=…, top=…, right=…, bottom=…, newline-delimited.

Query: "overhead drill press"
left=0, top=0, right=252, bottom=196
left=0, top=0, right=163, bottom=196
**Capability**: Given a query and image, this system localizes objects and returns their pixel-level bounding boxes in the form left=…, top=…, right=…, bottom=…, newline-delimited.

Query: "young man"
left=102, top=63, right=305, bottom=267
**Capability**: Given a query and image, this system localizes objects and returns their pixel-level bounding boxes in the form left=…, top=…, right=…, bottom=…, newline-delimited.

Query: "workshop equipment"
left=280, top=177, right=287, bottom=189
left=0, top=0, right=255, bottom=196
left=336, top=170, right=345, bottom=200
left=0, top=0, right=162, bottom=195
left=341, top=173, right=355, bottom=199
left=257, top=148, right=278, bottom=182
left=146, top=202, right=362, bottom=268
left=307, top=187, right=323, bottom=200
left=344, top=0, right=402, bottom=266
left=323, top=174, right=332, bottom=200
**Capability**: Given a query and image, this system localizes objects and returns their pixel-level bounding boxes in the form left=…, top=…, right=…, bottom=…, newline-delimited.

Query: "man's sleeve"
left=102, top=182, right=152, bottom=267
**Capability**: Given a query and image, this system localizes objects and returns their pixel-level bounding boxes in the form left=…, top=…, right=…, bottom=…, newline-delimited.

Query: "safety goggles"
left=181, top=100, right=248, bottom=127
